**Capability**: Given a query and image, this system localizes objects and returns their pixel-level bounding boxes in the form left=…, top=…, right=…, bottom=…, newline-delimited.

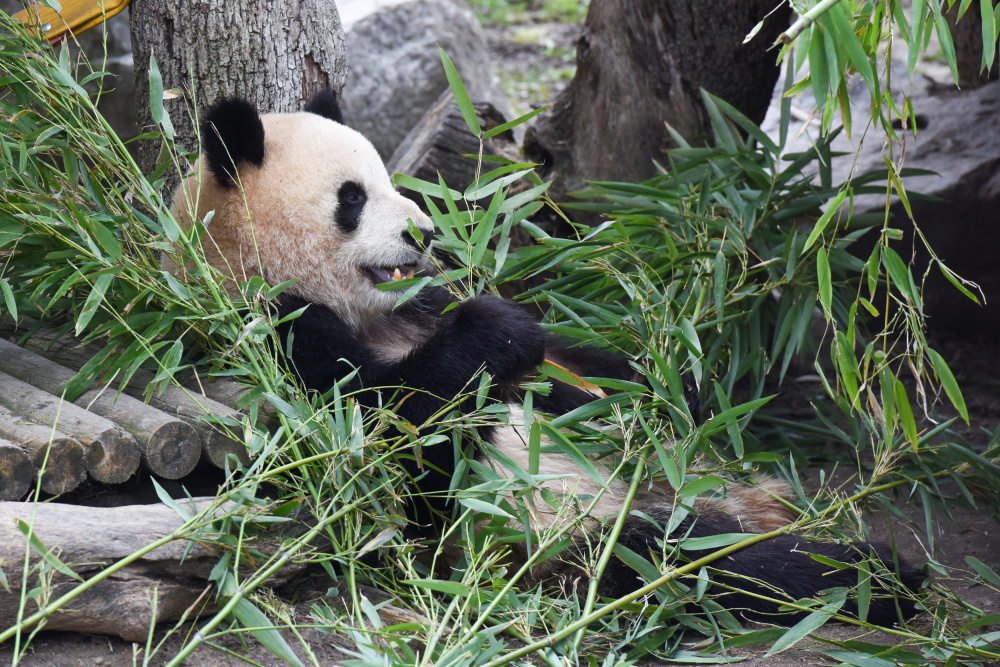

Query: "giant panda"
left=168, top=89, right=923, bottom=626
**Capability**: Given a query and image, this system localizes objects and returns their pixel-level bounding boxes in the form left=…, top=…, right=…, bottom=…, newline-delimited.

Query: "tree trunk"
left=524, top=0, right=791, bottom=208
left=947, top=0, right=999, bottom=88
left=129, top=0, right=348, bottom=182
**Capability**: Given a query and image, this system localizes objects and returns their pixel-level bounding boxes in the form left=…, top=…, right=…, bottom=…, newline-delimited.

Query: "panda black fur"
left=170, top=90, right=923, bottom=626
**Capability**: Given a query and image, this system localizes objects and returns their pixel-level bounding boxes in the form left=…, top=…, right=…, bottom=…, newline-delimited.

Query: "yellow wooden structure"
left=11, top=0, right=130, bottom=42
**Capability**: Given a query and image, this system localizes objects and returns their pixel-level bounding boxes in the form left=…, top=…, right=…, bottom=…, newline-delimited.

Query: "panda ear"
left=202, top=98, right=266, bottom=187
left=304, top=88, right=343, bottom=124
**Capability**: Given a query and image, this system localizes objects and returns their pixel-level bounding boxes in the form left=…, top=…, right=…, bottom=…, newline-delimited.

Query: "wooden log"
left=0, top=339, right=201, bottom=480
left=0, top=318, right=250, bottom=469
left=386, top=89, right=519, bottom=203
left=0, top=405, right=87, bottom=495
left=0, top=372, right=140, bottom=484
left=0, top=498, right=303, bottom=641
left=0, top=438, right=32, bottom=501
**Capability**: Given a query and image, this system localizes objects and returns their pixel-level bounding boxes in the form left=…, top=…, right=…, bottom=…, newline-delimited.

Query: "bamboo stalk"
left=0, top=405, right=87, bottom=495
left=0, top=339, right=201, bottom=479
left=0, top=371, right=140, bottom=484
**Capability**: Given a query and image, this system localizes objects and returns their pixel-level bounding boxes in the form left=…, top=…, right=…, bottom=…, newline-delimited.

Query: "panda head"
left=171, top=90, right=435, bottom=331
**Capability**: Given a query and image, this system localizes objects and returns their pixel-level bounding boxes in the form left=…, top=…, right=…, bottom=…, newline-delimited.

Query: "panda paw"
left=449, top=295, right=546, bottom=382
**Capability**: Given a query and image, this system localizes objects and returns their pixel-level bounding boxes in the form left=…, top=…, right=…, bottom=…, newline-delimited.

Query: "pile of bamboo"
left=0, top=319, right=254, bottom=499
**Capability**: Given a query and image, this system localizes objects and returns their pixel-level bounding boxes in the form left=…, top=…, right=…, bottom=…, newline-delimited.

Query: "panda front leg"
left=390, top=294, right=547, bottom=412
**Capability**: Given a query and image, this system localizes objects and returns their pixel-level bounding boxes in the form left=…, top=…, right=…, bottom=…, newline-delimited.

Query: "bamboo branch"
left=776, top=0, right=844, bottom=45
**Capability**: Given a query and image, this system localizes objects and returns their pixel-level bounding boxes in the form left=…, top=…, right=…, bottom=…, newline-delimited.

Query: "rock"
left=762, top=61, right=1000, bottom=332
left=338, top=0, right=513, bottom=160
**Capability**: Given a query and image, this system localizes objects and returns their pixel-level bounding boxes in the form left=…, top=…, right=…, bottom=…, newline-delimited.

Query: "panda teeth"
left=392, top=267, right=403, bottom=281
left=405, top=269, right=415, bottom=279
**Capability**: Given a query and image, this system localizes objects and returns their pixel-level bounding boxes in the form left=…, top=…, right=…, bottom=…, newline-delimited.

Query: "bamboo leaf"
left=402, top=578, right=471, bottom=596
left=0, top=279, right=16, bottom=320
left=801, top=189, right=848, bottom=255
left=230, top=596, right=305, bottom=667
left=817, top=246, right=832, bottom=319
left=482, top=105, right=546, bottom=140
left=459, top=497, right=513, bottom=519
left=439, top=48, right=481, bottom=137
left=678, top=474, right=724, bottom=499
left=894, top=378, right=919, bottom=450
left=927, top=347, right=969, bottom=424
left=766, top=589, right=846, bottom=655
left=76, top=272, right=114, bottom=336
left=983, top=0, right=999, bottom=72
left=967, top=556, right=1000, bottom=586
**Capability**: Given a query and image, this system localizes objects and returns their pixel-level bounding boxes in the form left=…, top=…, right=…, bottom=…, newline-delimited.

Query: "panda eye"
left=336, top=181, right=367, bottom=233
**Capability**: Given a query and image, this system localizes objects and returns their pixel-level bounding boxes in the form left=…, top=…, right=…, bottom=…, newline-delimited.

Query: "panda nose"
left=402, top=225, right=435, bottom=250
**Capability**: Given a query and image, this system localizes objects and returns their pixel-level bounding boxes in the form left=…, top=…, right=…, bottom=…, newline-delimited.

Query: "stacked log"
left=0, top=317, right=251, bottom=471
left=0, top=405, right=87, bottom=495
left=0, top=372, right=141, bottom=484
left=0, top=339, right=201, bottom=480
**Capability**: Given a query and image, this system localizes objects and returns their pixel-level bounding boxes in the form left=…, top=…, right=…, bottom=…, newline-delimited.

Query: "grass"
left=1, top=6, right=1000, bottom=667
left=467, top=0, right=590, bottom=27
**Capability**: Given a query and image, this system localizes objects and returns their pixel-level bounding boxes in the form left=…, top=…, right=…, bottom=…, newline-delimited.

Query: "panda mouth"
left=367, top=265, right=417, bottom=287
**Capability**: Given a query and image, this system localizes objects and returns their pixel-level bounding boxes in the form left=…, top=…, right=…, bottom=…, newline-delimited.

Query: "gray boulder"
left=762, top=63, right=1000, bottom=331
left=339, top=0, right=512, bottom=160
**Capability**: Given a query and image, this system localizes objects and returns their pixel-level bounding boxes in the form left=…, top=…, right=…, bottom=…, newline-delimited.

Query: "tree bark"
left=947, top=0, right=999, bottom=88
left=524, top=0, right=791, bottom=208
left=129, top=0, right=348, bottom=182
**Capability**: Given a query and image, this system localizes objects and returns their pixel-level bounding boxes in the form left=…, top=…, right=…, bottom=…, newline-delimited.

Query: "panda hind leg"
left=594, top=507, right=924, bottom=627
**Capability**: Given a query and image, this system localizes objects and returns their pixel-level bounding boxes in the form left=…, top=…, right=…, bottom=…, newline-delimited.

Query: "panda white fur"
left=170, top=89, right=922, bottom=626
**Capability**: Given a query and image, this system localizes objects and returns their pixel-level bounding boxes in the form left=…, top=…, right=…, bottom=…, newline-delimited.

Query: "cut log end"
left=201, top=429, right=250, bottom=470
left=86, top=429, right=141, bottom=484
left=33, top=436, right=88, bottom=495
left=0, top=441, right=32, bottom=500
left=146, top=421, right=201, bottom=480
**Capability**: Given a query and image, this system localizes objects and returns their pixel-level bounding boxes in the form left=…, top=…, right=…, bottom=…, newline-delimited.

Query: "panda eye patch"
left=335, top=181, right=367, bottom=233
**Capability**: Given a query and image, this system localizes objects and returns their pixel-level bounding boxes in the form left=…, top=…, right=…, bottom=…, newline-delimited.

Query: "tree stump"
left=524, top=0, right=791, bottom=210
left=0, top=439, right=32, bottom=500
